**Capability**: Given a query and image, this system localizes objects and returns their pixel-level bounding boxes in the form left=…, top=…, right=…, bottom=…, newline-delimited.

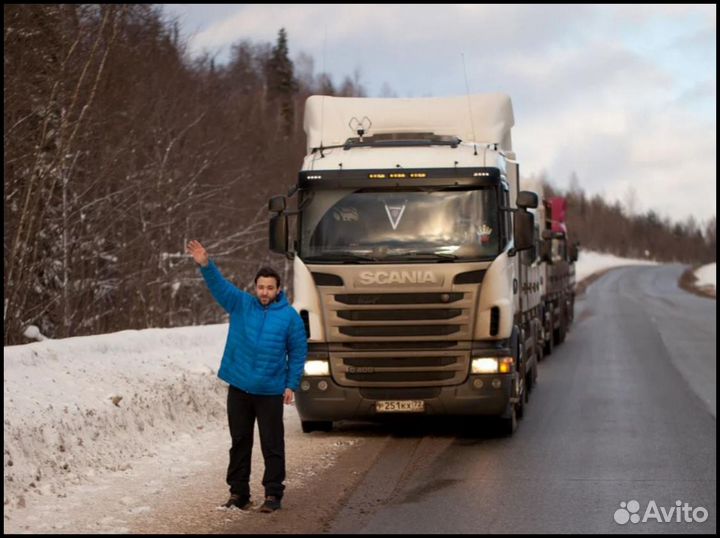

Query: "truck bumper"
left=295, top=374, right=514, bottom=422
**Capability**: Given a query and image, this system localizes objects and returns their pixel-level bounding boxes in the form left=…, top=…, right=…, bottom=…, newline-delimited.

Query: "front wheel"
left=498, top=405, right=518, bottom=437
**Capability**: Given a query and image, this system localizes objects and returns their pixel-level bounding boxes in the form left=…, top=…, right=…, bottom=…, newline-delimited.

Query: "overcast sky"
left=162, top=4, right=716, bottom=226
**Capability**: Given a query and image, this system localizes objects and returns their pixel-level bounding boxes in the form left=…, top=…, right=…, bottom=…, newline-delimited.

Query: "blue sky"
left=162, top=4, right=716, bottom=226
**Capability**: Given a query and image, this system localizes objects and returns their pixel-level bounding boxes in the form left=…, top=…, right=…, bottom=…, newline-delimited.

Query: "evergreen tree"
left=265, top=28, right=297, bottom=137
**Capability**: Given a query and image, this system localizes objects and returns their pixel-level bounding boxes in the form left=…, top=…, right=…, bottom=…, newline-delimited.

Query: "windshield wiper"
left=303, top=253, right=380, bottom=263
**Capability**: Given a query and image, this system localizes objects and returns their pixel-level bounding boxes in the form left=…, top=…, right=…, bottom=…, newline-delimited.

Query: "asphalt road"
left=327, top=265, right=716, bottom=534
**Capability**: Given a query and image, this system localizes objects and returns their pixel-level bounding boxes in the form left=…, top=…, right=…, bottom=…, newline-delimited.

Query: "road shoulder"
left=128, top=426, right=388, bottom=534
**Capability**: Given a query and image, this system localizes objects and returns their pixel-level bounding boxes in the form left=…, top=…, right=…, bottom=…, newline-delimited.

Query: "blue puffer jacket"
left=200, top=261, right=307, bottom=396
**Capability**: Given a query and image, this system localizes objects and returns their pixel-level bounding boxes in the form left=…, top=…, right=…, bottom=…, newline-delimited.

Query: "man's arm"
left=186, top=240, right=248, bottom=313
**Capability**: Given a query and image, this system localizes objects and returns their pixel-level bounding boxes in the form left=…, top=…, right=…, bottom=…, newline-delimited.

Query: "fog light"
left=491, top=378, right=502, bottom=389
left=301, top=380, right=310, bottom=392
left=472, top=378, right=484, bottom=389
left=317, top=380, right=328, bottom=391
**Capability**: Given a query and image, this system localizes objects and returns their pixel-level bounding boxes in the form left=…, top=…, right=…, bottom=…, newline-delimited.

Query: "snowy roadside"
left=3, top=250, right=675, bottom=533
left=573, top=250, right=659, bottom=282
left=693, top=262, right=716, bottom=296
left=574, top=251, right=715, bottom=298
left=3, top=325, right=357, bottom=533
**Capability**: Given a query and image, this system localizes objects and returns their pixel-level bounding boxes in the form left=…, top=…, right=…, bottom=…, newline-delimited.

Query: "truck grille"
left=319, top=288, right=477, bottom=387
left=330, top=351, right=470, bottom=387
left=337, top=308, right=462, bottom=321
left=335, top=292, right=464, bottom=305
left=339, top=325, right=461, bottom=337
left=324, top=291, right=474, bottom=342
left=340, top=341, right=458, bottom=350
left=346, top=371, right=456, bottom=383
left=344, top=356, right=457, bottom=368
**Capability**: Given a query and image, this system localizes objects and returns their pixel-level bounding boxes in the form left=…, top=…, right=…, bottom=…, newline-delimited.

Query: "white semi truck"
left=269, top=93, right=542, bottom=435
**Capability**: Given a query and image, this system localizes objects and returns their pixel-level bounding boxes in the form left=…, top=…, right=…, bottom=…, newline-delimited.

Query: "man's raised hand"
left=186, top=240, right=209, bottom=267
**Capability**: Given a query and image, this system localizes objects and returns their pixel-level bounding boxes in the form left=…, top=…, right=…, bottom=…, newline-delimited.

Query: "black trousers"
left=226, top=385, right=285, bottom=500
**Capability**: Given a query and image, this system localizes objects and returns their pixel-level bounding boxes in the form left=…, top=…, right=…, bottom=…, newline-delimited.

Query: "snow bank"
left=4, top=324, right=230, bottom=511
left=694, top=262, right=716, bottom=290
left=574, top=250, right=659, bottom=282
left=4, top=322, right=361, bottom=533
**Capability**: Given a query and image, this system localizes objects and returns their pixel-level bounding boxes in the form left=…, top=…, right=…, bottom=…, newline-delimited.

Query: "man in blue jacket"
left=186, top=240, right=307, bottom=513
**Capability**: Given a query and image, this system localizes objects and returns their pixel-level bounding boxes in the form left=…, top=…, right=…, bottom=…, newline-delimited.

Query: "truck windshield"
left=300, top=188, right=500, bottom=262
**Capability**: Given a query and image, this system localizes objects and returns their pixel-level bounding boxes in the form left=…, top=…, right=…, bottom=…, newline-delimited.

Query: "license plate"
left=375, top=400, right=425, bottom=413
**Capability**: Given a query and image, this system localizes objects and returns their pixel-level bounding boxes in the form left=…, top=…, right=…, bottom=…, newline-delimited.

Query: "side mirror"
left=513, top=209, right=534, bottom=251
left=269, top=214, right=288, bottom=254
left=269, top=195, right=286, bottom=213
left=517, top=191, right=538, bottom=209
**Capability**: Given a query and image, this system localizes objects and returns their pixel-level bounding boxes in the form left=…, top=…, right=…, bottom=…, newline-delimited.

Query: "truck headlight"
left=471, top=357, right=513, bottom=374
left=471, top=358, right=498, bottom=374
left=304, top=360, right=330, bottom=377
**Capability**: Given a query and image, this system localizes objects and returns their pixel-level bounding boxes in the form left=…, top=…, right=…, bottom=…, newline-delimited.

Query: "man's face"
left=255, top=276, right=279, bottom=306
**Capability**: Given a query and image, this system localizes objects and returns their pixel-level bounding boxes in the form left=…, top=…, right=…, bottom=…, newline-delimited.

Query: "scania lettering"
left=358, top=271, right=439, bottom=286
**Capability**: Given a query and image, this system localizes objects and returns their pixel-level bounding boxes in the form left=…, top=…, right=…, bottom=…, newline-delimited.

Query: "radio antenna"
left=461, top=53, right=478, bottom=156
left=320, top=24, right=328, bottom=158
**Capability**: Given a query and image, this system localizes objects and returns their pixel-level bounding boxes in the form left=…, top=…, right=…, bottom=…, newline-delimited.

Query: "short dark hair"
left=254, top=266, right=281, bottom=288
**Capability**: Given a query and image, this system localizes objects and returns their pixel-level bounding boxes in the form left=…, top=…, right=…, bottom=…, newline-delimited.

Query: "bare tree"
left=9, top=8, right=711, bottom=345
left=379, top=81, right=397, bottom=98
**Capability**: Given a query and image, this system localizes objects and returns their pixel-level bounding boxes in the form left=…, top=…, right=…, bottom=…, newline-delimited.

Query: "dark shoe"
left=259, top=495, right=281, bottom=513
left=222, top=493, right=252, bottom=510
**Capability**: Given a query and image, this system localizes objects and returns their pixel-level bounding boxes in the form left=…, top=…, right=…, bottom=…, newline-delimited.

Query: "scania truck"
left=268, top=93, right=541, bottom=435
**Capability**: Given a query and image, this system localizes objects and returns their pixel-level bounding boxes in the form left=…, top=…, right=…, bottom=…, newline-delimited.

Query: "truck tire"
left=499, top=405, right=518, bottom=436
left=516, top=386, right=525, bottom=419
left=556, top=306, right=567, bottom=344
left=553, top=307, right=566, bottom=346
left=517, top=342, right=527, bottom=415
left=544, top=311, right=554, bottom=356
left=499, top=328, right=522, bottom=434
left=301, top=420, right=333, bottom=433
left=525, top=366, right=536, bottom=397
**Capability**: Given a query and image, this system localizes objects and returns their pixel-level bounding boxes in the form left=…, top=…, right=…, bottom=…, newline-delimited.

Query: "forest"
left=4, top=5, right=715, bottom=344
